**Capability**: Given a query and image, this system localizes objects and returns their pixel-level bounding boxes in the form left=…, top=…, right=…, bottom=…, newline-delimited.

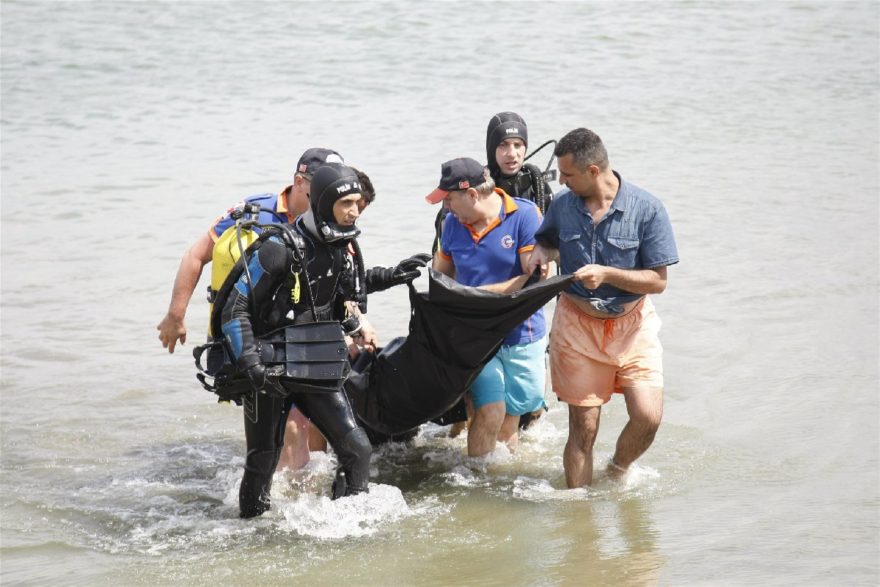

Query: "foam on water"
left=367, top=415, right=667, bottom=500
left=277, top=484, right=412, bottom=540
left=509, top=464, right=663, bottom=502
left=51, top=441, right=453, bottom=558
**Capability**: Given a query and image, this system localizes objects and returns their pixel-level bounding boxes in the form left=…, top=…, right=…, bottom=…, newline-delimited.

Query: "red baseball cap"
left=425, top=157, right=487, bottom=204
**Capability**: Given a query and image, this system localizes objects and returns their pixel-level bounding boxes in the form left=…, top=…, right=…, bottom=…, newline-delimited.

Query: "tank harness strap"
left=523, top=162, right=549, bottom=215
left=350, top=238, right=367, bottom=314
left=276, top=223, right=320, bottom=320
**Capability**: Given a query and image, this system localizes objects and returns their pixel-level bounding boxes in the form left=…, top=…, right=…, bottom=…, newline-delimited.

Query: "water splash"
left=277, top=484, right=412, bottom=540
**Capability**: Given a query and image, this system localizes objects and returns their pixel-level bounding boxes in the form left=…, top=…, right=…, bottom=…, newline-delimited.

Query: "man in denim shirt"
left=529, top=128, right=678, bottom=488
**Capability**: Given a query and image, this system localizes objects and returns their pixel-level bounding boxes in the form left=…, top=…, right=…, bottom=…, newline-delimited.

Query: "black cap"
left=295, top=147, right=344, bottom=177
left=309, top=162, right=362, bottom=243
left=486, top=112, right=528, bottom=177
left=424, top=158, right=487, bottom=204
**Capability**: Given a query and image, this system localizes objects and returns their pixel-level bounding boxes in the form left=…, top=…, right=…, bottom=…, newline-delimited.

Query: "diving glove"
left=395, top=253, right=432, bottom=274
left=244, top=363, right=284, bottom=396
left=245, top=363, right=268, bottom=393
left=364, top=253, right=432, bottom=293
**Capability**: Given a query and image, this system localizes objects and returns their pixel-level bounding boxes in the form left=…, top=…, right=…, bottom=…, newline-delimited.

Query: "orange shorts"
left=550, top=293, right=664, bottom=407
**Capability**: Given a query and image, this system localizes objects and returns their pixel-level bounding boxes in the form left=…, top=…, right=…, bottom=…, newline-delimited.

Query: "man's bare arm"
left=527, top=243, right=558, bottom=279
left=432, top=252, right=455, bottom=278
left=574, top=264, right=668, bottom=295
left=345, top=301, right=377, bottom=353
left=157, top=231, right=215, bottom=353
left=477, top=274, right=531, bottom=294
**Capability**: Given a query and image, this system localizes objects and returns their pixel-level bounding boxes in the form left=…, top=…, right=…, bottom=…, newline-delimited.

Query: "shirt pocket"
left=559, top=230, right=586, bottom=264
left=604, top=235, right=640, bottom=268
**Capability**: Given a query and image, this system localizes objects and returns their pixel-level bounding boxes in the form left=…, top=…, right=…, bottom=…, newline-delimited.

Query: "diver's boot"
left=331, top=427, right=371, bottom=498
left=239, top=447, right=281, bottom=518
left=331, top=469, right=347, bottom=500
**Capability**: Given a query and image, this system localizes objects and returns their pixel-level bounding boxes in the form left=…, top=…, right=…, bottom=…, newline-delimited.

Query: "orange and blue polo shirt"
left=438, top=188, right=546, bottom=346
left=210, top=188, right=296, bottom=240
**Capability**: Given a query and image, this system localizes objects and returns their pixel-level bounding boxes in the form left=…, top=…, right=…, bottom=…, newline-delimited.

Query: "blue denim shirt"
left=535, top=171, right=678, bottom=314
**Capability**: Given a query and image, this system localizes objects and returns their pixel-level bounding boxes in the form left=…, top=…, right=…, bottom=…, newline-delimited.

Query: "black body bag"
left=346, top=269, right=573, bottom=436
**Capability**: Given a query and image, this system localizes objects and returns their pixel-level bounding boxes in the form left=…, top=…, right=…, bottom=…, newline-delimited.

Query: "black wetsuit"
left=492, top=165, right=553, bottom=214
left=220, top=219, right=371, bottom=517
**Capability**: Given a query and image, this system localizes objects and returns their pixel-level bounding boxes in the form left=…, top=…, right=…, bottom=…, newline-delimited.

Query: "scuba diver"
left=485, top=111, right=554, bottom=212
left=157, top=147, right=344, bottom=354
left=430, top=112, right=555, bottom=255
left=210, top=162, right=424, bottom=518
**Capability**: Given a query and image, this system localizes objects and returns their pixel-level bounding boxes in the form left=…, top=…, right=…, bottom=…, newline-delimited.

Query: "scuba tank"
left=195, top=217, right=367, bottom=406
left=206, top=204, right=262, bottom=336
left=496, top=162, right=552, bottom=215
left=522, top=138, right=559, bottom=215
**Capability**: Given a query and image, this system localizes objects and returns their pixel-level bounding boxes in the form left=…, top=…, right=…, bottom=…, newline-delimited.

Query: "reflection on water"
left=547, top=498, right=664, bottom=586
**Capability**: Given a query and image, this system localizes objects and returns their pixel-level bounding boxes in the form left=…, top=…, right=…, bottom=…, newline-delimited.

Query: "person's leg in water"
left=467, top=353, right=507, bottom=456
left=276, top=408, right=311, bottom=472
left=293, top=390, right=371, bottom=498
left=468, top=399, right=506, bottom=456
left=499, top=337, right=548, bottom=451
left=448, top=396, right=472, bottom=438
left=605, top=300, right=665, bottom=480
left=239, top=392, right=291, bottom=518
left=497, top=413, right=521, bottom=452
left=308, top=421, right=328, bottom=452
left=606, top=386, right=663, bottom=480
left=564, top=404, right=602, bottom=487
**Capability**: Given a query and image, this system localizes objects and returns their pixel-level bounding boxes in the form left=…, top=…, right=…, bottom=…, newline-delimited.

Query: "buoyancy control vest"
left=207, top=224, right=259, bottom=337
left=195, top=220, right=366, bottom=402
left=211, top=220, right=365, bottom=340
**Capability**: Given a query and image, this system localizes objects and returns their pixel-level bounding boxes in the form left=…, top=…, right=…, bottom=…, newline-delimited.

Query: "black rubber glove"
left=245, top=363, right=286, bottom=396
left=395, top=253, right=432, bottom=274
left=365, top=253, right=432, bottom=293
left=245, top=363, right=267, bottom=393
left=364, top=266, right=396, bottom=293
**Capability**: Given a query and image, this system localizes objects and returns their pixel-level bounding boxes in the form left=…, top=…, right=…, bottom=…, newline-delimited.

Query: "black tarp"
left=345, top=269, right=574, bottom=436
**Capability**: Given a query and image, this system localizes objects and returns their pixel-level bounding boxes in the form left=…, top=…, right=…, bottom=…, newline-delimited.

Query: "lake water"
left=1, top=1, right=878, bottom=585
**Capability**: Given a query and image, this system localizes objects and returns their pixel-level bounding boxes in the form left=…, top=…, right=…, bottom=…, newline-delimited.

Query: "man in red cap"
left=157, top=148, right=346, bottom=353
left=427, top=158, right=548, bottom=457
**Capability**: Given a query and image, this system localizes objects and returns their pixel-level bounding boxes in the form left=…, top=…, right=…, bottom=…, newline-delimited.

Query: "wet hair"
left=554, top=128, right=609, bottom=171
left=352, top=168, right=375, bottom=205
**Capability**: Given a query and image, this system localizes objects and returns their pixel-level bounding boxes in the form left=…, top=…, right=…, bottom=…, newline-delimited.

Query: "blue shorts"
left=469, top=336, right=548, bottom=416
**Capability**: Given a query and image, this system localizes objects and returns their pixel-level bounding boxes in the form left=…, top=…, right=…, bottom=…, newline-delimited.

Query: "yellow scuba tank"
left=207, top=223, right=259, bottom=336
